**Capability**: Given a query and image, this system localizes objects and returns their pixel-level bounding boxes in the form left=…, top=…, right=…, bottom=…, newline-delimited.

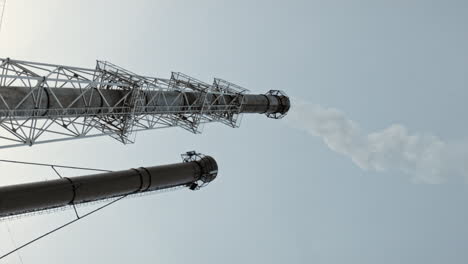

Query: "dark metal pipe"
left=0, top=155, right=218, bottom=218
left=0, top=87, right=290, bottom=117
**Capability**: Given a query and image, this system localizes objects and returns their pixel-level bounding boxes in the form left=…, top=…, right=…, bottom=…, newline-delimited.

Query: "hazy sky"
left=1, top=1, right=468, bottom=263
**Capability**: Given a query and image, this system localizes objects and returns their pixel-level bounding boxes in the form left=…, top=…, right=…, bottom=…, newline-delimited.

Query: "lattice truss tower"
left=0, top=58, right=256, bottom=148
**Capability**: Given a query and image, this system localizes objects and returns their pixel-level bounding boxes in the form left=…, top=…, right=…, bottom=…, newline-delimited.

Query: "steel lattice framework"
left=0, top=58, right=252, bottom=147
left=0, top=58, right=289, bottom=148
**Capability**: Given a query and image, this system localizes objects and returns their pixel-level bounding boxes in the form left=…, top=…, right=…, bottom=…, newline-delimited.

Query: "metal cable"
left=0, top=159, right=112, bottom=172
left=0, top=194, right=128, bottom=261
left=0, top=157, right=114, bottom=261
left=5, top=222, right=24, bottom=264
left=0, top=157, right=189, bottom=259
left=0, top=0, right=6, bottom=33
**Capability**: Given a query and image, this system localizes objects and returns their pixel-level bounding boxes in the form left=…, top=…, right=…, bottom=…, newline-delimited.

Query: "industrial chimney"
left=0, top=152, right=218, bottom=219
left=0, top=58, right=290, bottom=148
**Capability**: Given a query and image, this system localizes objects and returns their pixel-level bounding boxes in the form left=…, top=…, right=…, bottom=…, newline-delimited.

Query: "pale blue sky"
left=1, top=0, right=468, bottom=263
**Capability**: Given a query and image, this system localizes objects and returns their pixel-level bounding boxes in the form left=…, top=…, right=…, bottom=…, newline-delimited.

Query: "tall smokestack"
left=0, top=58, right=290, bottom=148
left=0, top=152, right=218, bottom=218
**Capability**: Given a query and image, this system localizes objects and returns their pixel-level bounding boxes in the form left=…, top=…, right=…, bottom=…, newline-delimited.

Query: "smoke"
left=288, top=102, right=467, bottom=183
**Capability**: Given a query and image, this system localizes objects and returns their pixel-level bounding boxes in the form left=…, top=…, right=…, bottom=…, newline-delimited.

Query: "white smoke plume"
left=288, top=102, right=468, bottom=184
